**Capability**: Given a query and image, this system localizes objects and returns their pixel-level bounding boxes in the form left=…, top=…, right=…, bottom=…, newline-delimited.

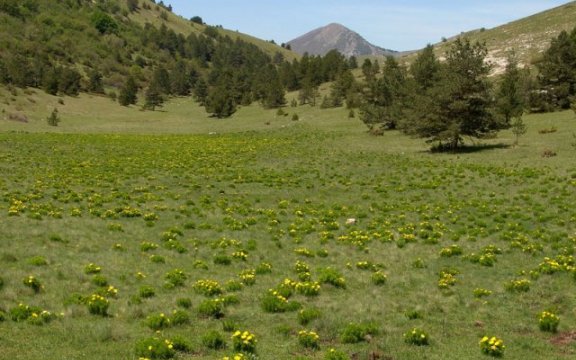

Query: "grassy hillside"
left=403, top=1, right=576, bottom=72
left=126, top=3, right=295, bottom=61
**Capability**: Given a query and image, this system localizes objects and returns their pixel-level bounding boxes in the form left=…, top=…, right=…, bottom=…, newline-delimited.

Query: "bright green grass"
left=1, top=93, right=576, bottom=359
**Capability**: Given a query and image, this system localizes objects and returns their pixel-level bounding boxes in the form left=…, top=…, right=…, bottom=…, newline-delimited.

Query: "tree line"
left=353, top=27, right=576, bottom=150
left=1, top=0, right=575, bottom=131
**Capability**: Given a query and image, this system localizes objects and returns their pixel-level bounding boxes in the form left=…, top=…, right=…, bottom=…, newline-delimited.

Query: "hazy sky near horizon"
left=168, top=0, right=571, bottom=51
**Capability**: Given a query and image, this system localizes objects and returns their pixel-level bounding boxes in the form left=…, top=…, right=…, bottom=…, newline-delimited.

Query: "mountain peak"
left=288, top=23, right=397, bottom=57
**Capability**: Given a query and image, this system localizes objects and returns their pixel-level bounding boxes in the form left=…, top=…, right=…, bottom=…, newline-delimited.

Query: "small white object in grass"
left=346, top=218, right=357, bottom=225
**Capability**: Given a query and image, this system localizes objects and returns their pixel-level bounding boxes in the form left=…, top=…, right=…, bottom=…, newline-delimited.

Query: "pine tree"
left=496, top=52, right=525, bottom=124
left=194, top=78, right=208, bottom=105
left=410, top=44, right=440, bottom=92
left=46, top=108, right=60, bottom=126
left=206, top=86, right=236, bottom=118
left=402, top=39, right=504, bottom=150
left=170, top=60, right=191, bottom=96
left=537, top=29, right=576, bottom=109
left=510, top=117, right=527, bottom=146
left=118, top=76, right=138, bottom=106
left=143, top=84, right=164, bottom=111
left=87, top=70, right=104, bottom=94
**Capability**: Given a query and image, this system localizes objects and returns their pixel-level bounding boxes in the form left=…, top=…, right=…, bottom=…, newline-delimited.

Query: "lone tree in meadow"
left=402, top=38, right=506, bottom=150
left=46, top=108, right=60, bottom=126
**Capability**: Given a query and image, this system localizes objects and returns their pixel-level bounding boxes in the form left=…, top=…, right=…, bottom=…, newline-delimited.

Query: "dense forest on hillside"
left=0, top=0, right=359, bottom=117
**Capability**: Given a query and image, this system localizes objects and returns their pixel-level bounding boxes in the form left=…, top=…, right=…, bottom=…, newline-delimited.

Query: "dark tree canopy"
left=537, top=28, right=576, bottom=109
left=119, top=76, right=138, bottom=106
left=401, top=39, right=506, bottom=150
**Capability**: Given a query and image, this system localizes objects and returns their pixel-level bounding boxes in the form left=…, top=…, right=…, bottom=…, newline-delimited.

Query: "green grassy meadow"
left=1, top=94, right=576, bottom=359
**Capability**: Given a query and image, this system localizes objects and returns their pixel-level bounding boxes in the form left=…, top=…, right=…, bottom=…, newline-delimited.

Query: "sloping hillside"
left=0, top=0, right=295, bottom=90
left=427, top=1, right=576, bottom=72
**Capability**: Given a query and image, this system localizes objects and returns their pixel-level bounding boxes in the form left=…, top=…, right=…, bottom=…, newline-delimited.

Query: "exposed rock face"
left=288, top=23, right=397, bottom=57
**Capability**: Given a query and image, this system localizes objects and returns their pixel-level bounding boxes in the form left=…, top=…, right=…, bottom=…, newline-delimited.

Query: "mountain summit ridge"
left=288, top=23, right=397, bottom=57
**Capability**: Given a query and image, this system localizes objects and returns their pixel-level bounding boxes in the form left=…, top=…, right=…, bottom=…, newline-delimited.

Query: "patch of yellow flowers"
left=480, top=335, right=505, bottom=357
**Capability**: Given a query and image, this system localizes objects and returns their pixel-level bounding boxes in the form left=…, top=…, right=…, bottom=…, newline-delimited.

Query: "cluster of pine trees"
left=353, top=27, right=576, bottom=149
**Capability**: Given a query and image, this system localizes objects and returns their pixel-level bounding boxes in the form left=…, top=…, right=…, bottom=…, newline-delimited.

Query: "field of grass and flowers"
left=1, top=100, right=576, bottom=359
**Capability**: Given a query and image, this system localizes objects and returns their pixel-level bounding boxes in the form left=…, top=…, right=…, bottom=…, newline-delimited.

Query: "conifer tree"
left=402, top=39, right=504, bottom=150
left=119, top=76, right=138, bottom=106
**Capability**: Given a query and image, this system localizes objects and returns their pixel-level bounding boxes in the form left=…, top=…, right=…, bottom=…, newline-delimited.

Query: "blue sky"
left=169, top=1, right=571, bottom=51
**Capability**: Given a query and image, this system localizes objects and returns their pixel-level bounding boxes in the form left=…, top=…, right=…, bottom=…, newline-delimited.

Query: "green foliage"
left=23, top=275, right=43, bottom=293
left=126, top=0, right=139, bottom=12
left=197, top=298, right=225, bottom=318
left=87, top=294, right=109, bottom=316
left=145, top=312, right=171, bottom=331
left=479, top=336, right=505, bottom=357
left=232, top=330, right=257, bottom=354
left=537, top=28, right=576, bottom=109
left=119, top=76, right=138, bottom=106
left=206, top=86, right=237, bottom=118
left=496, top=52, right=525, bottom=123
left=404, top=327, right=430, bottom=346
left=144, top=84, right=164, bottom=111
left=91, top=11, right=118, bottom=35
left=401, top=39, right=505, bottom=149
left=176, top=297, right=192, bottom=309
left=324, top=348, right=350, bottom=360
left=297, top=308, right=322, bottom=325
left=340, top=322, right=379, bottom=344
left=139, top=285, right=156, bottom=298
left=298, top=330, right=320, bottom=349
left=134, top=337, right=175, bottom=359
left=360, top=56, right=407, bottom=131
left=539, top=311, right=560, bottom=333
left=511, top=116, right=528, bottom=145
left=318, top=267, right=346, bottom=288
left=170, top=309, right=190, bottom=326
left=164, top=269, right=187, bottom=288
left=202, top=330, right=226, bottom=350
left=46, top=108, right=60, bottom=127
left=410, top=44, right=440, bottom=92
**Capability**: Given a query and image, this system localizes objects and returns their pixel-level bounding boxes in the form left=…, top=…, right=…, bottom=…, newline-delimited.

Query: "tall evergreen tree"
left=143, top=83, right=164, bottom=111
left=206, top=86, right=236, bottom=118
left=410, top=44, right=440, bottom=92
left=194, top=78, right=208, bottom=105
left=87, top=70, right=105, bottom=94
left=258, top=65, right=286, bottom=109
left=170, top=60, right=191, bottom=96
left=496, top=52, right=525, bottom=124
left=151, top=66, right=171, bottom=95
left=537, top=29, right=576, bottom=109
left=360, top=56, right=407, bottom=130
left=118, top=76, right=138, bottom=106
left=402, top=39, right=504, bottom=150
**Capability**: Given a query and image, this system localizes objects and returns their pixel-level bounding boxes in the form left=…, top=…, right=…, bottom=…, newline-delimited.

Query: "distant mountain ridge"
left=288, top=23, right=398, bottom=57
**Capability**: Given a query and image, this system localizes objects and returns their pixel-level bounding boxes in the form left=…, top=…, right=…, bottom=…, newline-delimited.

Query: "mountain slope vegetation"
left=0, top=0, right=300, bottom=116
left=427, top=1, right=576, bottom=71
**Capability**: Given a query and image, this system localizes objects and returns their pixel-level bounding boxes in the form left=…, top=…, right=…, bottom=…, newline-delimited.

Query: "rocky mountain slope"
left=287, top=23, right=397, bottom=57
